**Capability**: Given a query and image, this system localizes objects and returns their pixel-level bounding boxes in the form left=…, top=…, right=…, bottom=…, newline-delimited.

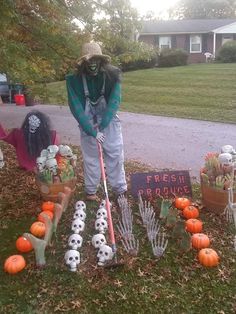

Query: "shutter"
left=202, top=34, right=208, bottom=53
left=154, top=35, right=159, bottom=47
left=172, top=35, right=177, bottom=49
left=184, top=35, right=190, bottom=52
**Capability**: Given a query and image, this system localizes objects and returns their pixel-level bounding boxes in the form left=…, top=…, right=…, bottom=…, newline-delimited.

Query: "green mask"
left=86, top=58, right=101, bottom=76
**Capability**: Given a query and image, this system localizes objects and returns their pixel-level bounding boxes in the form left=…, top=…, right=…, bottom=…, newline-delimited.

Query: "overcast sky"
left=130, top=0, right=179, bottom=17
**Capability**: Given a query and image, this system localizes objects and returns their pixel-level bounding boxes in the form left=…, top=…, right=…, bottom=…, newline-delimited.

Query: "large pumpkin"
left=182, top=205, right=199, bottom=219
left=198, top=248, right=219, bottom=267
left=16, top=236, right=33, bottom=253
left=30, top=221, right=46, bottom=238
left=37, top=210, right=54, bottom=223
left=42, top=201, right=55, bottom=212
left=185, top=219, right=203, bottom=233
left=4, top=255, right=26, bottom=274
left=174, top=197, right=191, bottom=210
left=191, top=233, right=210, bottom=249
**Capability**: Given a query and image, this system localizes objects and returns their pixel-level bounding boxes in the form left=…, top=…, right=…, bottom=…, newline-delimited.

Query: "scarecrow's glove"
left=96, top=132, right=105, bottom=144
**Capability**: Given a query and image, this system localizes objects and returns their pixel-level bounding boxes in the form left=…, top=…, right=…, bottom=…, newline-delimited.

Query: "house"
left=137, top=19, right=236, bottom=63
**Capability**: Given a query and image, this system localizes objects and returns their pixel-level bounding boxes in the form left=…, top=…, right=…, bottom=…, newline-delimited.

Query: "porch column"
left=213, top=32, right=216, bottom=57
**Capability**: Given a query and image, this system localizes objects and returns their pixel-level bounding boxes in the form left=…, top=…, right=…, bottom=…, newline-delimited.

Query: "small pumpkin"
left=42, top=201, right=55, bottom=212
left=4, top=255, right=26, bottom=274
left=191, top=233, right=210, bottom=249
left=30, top=221, right=46, bottom=238
left=198, top=248, right=219, bottom=267
left=174, top=197, right=191, bottom=210
left=16, top=236, right=33, bottom=253
left=185, top=218, right=203, bottom=233
left=37, top=210, right=54, bottom=223
left=182, top=205, right=199, bottom=219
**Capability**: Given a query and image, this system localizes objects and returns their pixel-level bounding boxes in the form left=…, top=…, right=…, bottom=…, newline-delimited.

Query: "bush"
left=217, top=41, right=236, bottom=63
left=158, top=49, right=188, bottom=67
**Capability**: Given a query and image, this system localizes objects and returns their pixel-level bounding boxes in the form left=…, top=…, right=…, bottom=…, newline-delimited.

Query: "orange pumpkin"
left=4, top=255, right=26, bottom=274
left=174, top=197, right=191, bottom=210
left=37, top=210, right=54, bottom=223
left=16, top=236, right=33, bottom=253
left=182, top=205, right=199, bottom=219
left=191, top=233, right=210, bottom=249
left=30, top=221, right=46, bottom=238
left=42, top=201, right=55, bottom=212
left=185, top=219, right=203, bottom=233
left=198, top=248, right=219, bottom=267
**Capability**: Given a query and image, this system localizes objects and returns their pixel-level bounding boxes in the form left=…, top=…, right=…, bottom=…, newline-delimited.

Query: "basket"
left=36, top=177, right=77, bottom=202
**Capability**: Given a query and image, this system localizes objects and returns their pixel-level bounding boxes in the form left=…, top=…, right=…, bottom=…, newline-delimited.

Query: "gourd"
left=174, top=197, right=191, bottom=210
left=182, top=205, right=199, bottom=219
left=198, top=248, right=219, bottom=267
left=42, top=201, right=55, bottom=212
left=38, top=210, right=54, bottom=223
left=191, top=233, right=210, bottom=249
left=16, top=236, right=33, bottom=253
left=185, top=218, right=203, bottom=233
left=30, top=221, right=46, bottom=238
left=4, top=255, right=26, bottom=274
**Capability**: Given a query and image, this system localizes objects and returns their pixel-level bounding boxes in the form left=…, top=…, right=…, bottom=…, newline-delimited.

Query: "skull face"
left=59, top=145, right=73, bottom=158
left=99, top=199, right=112, bottom=209
left=97, top=245, right=113, bottom=266
left=95, top=218, right=108, bottom=234
left=0, top=148, right=5, bottom=169
left=68, top=234, right=83, bottom=250
left=92, top=234, right=107, bottom=249
left=218, top=153, right=233, bottom=167
left=64, top=249, right=80, bottom=271
left=36, top=156, right=46, bottom=172
left=71, top=218, right=85, bottom=234
left=40, top=149, right=48, bottom=158
left=47, top=145, right=59, bottom=159
left=73, top=209, right=86, bottom=221
left=75, top=200, right=86, bottom=211
left=96, top=207, right=107, bottom=220
left=45, top=158, right=58, bottom=175
left=221, top=145, right=235, bottom=154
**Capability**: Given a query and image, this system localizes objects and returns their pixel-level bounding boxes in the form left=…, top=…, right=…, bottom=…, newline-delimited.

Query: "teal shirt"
left=66, top=71, right=121, bottom=137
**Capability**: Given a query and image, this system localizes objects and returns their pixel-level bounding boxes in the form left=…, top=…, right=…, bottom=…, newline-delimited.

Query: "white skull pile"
left=218, top=153, right=233, bottom=167
left=0, top=148, right=5, bottom=169
left=64, top=250, right=80, bottom=272
left=221, top=145, right=236, bottom=163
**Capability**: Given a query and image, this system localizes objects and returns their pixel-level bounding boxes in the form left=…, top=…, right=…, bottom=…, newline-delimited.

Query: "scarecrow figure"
left=66, top=42, right=127, bottom=201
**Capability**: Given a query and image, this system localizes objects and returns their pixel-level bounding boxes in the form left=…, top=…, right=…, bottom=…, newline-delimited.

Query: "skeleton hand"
left=151, top=233, right=168, bottom=259
left=96, top=132, right=105, bottom=144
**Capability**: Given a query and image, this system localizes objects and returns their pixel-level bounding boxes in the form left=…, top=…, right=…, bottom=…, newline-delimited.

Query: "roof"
left=141, top=19, right=236, bottom=35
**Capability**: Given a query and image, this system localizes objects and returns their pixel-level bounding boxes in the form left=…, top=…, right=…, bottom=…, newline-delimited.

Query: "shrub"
left=158, top=49, right=188, bottom=67
left=217, top=41, right=236, bottom=63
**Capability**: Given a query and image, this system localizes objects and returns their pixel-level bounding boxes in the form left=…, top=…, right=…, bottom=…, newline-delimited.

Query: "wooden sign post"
left=130, top=170, right=192, bottom=199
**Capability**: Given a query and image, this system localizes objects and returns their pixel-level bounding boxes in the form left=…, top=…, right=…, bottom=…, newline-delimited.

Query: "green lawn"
left=41, top=63, right=236, bottom=123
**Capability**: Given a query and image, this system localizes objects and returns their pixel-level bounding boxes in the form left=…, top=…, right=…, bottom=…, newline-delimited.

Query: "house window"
left=159, top=36, right=171, bottom=50
left=190, top=35, right=202, bottom=53
left=222, top=35, right=233, bottom=45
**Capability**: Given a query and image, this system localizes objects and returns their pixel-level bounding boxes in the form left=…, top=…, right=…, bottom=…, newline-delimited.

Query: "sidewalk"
left=1, top=103, right=236, bottom=179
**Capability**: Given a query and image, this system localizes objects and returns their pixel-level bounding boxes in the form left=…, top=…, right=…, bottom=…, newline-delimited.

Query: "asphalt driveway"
left=0, top=103, right=236, bottom=179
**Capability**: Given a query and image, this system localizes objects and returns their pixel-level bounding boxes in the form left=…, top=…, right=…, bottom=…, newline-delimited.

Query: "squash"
left=198, top=248, right=219, bottom=267
left=4, top=255, right=26, bottom=274
left=30, top=221, right=46, bottom=238
left=42, top=201, right=55, bottom=212
left=182, top=205, right=199, bottom=219
left=37, top=210, right=53, bottom=223
left=185, top=218, right=203, bottom=233
left=191, top=233, right=210, bottom=249
left=174, top=197, right=191, bottom=210
left=16, top=236, right=33, bottom=253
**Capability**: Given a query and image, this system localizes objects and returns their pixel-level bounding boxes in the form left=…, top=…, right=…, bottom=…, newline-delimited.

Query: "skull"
left=73, top=209, right=86, bottom=221
left=71, top=218, right=85, bottom=234
left=0, top=148, right=5, bottom=169
left=40, top=149, right=48, bottom=158
left=47, top=145, right=59, bottom=159
left=45, top=158, right=58, bottom=175
left=36, top=156, right=46, bottom=172
left=221, top=145, right=235, bottom=154
left=97, top=245, right=113, bottom=266
left=64, top=249, right=80, bottom=272
left=95, top=218, right=108, bottom=234
left=218, top=153, right=233, bottom=167
left=59, top=145, right=73, bottom=158
left=68, top=234, right=83, bottom=250
left=75, top=200, right=86, bottom=211
left=96, top=207, right=107, bottom=220
left=99, top=199, right=112, bottom=209
left=92, top=234, right=107, bottom=249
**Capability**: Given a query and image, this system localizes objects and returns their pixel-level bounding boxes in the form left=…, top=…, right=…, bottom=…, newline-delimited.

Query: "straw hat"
left=77, top=42, right=111, bottom=65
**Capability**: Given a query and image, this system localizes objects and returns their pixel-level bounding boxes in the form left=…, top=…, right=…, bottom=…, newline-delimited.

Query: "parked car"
left=0, top=73, right=10, bottom=101
left=0, top=73, right=25, bottom=103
